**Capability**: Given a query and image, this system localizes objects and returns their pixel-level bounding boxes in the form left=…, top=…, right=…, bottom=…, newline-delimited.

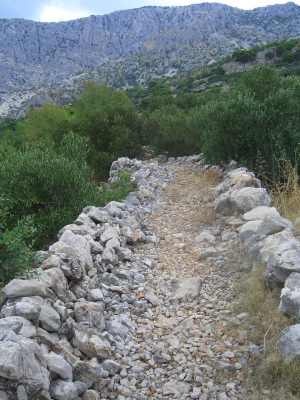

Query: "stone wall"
left=214, top=165, right=300, bottom=361
left=0, top=157, right=177, bottom=400
left=1, top=155, right=300, bottom=400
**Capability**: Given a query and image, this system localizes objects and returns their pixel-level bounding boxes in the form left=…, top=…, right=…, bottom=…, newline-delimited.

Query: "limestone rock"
left=279, top=324, right=300, bottom=361
left=280, top=273, right=300, bottom=319
left=173, top=278, right=202, bottom=300
left=2, top=279, right=51, bottom=299
left=74, top=301, right=105, bottom=330
left=50, top=380, right=86, bottom=400
left=0, top=335, right=50, bottom=393
left=45, top=352, right=73, bottom=381
left=243, top=206, right=280, bottom=221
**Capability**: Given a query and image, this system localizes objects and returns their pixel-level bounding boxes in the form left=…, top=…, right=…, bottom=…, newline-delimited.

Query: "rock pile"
left=0, top=157, right=173, bottom=400
left=215, top=166, right=300, bottom=361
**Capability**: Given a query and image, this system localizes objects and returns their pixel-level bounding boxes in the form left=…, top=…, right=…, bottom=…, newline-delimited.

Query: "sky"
left=0, top=0, right=299, bottom=22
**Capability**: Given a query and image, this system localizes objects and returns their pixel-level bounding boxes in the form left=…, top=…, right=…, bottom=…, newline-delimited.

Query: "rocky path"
left=117, top=165, right=251, bottom=400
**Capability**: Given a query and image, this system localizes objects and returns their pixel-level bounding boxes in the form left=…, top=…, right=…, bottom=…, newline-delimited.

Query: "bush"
left=145, top=105, right=201, bottom=156
left=0, top=217, right=36, bottom=285
left=0, top=134, right=99, bottom=248
left=19, top=103, right=71, bottom=145
left=72, top=83, right=144, bottom=178
left=200, top=67, right=300, bottom=181
left=232, top=48, right=257, bottom=63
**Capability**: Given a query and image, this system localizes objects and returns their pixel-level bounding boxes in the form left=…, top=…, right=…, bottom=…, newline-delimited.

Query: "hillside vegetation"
left=1, top=39, right=300, bottom=283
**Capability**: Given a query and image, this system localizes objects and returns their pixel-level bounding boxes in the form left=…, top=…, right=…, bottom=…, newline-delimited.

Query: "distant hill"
left=1, top=2, right=300, bottom=118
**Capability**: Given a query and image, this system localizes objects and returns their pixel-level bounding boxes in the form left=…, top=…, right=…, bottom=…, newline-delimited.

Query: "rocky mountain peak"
left=1, top=2, right=300, bottom=118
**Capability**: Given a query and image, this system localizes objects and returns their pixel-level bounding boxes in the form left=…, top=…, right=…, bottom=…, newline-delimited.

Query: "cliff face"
left=1, top=2, right=300, bottom=117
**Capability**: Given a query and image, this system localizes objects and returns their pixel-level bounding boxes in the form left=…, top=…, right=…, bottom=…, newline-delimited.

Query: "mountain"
left=1, top=2, right=300, bottom=118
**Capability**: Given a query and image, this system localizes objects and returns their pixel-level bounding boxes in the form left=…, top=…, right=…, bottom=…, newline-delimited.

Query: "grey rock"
left=279, top=324, right=300, bottom=361
left=50, top=230, right=93, bottom=272
left=87, top=207, right=110, bottom=224
left=50, top=380, right=86, bottom=400
left=45, top=352, right=73, bottom=381
left=72, top=329, right=111, bottom=359
left=40, top=267, right=69, bottom=301
left=101, top=359, right=122, bottom=375
left=100, top=225, right=120, bottom=243
left=2, top=279, right=51, bottom=299
left=74, top=301, right=105, bottom=330
left=173, top=278, right=202, bottom=300
left=280, top=273, right=300, bottom=319
left=14, top=297, right=42, bottom=322
left=16, top=385, right=27, bottom=400
left=0, top=336, right=50, bottom=393
left=217, top=187, right=271, bottom=216
left=87, top=289, right=104, bottom=302
left=0, top=316, right=36, bottom=338
left=83, top=390, right=100, bottom=400
left=243, top=206, right=280, bottom=221
left=162, top=380, right=191, bottom=397
left=0, top=391, right=8, bottom=400
left=39, top=303, right=61, bottom=333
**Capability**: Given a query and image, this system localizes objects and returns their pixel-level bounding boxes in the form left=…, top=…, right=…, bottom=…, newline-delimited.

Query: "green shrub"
left=0, top=134, right=99, bottom=247
left=72, top=83, right=144, bottom=178
left=232, top=48, right=257, bottom=63
left=19, top=103, right=71, bottom=145
left=0, top=217, right=36, bottom=285
left=145, top=105, right=201, bottom=156
left=200, top=67, right=300, bottom=181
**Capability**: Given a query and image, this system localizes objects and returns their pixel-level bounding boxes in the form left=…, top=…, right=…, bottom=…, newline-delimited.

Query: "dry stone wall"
left=0, top=157, right=178, bottom=400
left=1, top=155, right=300, bottom=400
left=214, top=165, right=300, bottom=361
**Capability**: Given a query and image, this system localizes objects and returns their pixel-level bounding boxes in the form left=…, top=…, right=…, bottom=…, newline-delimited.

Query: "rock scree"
left=0, top=155, right=299, bottom=399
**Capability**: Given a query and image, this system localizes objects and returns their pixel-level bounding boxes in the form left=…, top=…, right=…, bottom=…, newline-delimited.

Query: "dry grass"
left=272, top=161, right=300, bottom=233
left=233, top=265, right=300, bottom=399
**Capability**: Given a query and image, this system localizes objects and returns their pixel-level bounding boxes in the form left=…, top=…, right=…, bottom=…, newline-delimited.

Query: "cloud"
left=39, top=1, right=91, bottom=22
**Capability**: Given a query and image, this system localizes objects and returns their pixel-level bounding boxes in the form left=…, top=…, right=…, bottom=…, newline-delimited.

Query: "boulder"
left=279, top=324, right=300, bottom=361
left=101, top=359, right=121, bottom=376
left=50, top=380, right=86, bottom=400
left=0, top=316, right=36, bottom=338
left=39, top=303, right=61, bottom=333
left=106, top=315, right=134, bottom=339
left=240, top=215, right=292, bottom=242
left=100, top=225, right=120, bottom=243
left=239, top=220, right=262, bottom=242
left=14, top=297, right=42, bottom=322
left=2, top=279, right=51, bottom=299
left=83, top=390, right=100, bottom=400
left=0, top=335, right=50, bottom=394
left=230, top=187, right=271, bottom=214
left=280, top=273, right=300, bottom=319
left=173, top=278, right=202, bottom=300
left=45, top=352, right=73, bottom=381
left=216, top=187, right=270, bottom=216
left=87, top=207, right=110, bottom=224
left=265, top=243, right=300, bottom=285
left=243, top=206, right=280, bottom=221
left=72, top=329, right=111, bottom=359
left=41, top=268, right=69, bottom=301
left=104, top=201, right=125, bottom=218
left=73, top=359, right=106, bottom=388
left=74, top=301, right=105, bottom=330
left=50, top=230, right=93, bottom=272
left=87, top=289, right=104, bottom=302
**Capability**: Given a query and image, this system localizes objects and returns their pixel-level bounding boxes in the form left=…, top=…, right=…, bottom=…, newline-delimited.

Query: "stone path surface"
left=113, top=164, right=251, bottom=400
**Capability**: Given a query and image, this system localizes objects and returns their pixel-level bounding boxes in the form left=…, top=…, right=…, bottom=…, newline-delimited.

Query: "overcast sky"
left=0, top=0, right=298, bottom=22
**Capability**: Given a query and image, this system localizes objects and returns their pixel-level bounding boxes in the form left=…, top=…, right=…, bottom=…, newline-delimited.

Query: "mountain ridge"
left=1, top=1, right=300, bottom=118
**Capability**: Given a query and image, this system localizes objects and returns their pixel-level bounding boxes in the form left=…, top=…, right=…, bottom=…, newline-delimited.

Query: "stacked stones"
left=0, top=157, right=173, bottom=400
left=215, top=166, right=300, bottom=361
